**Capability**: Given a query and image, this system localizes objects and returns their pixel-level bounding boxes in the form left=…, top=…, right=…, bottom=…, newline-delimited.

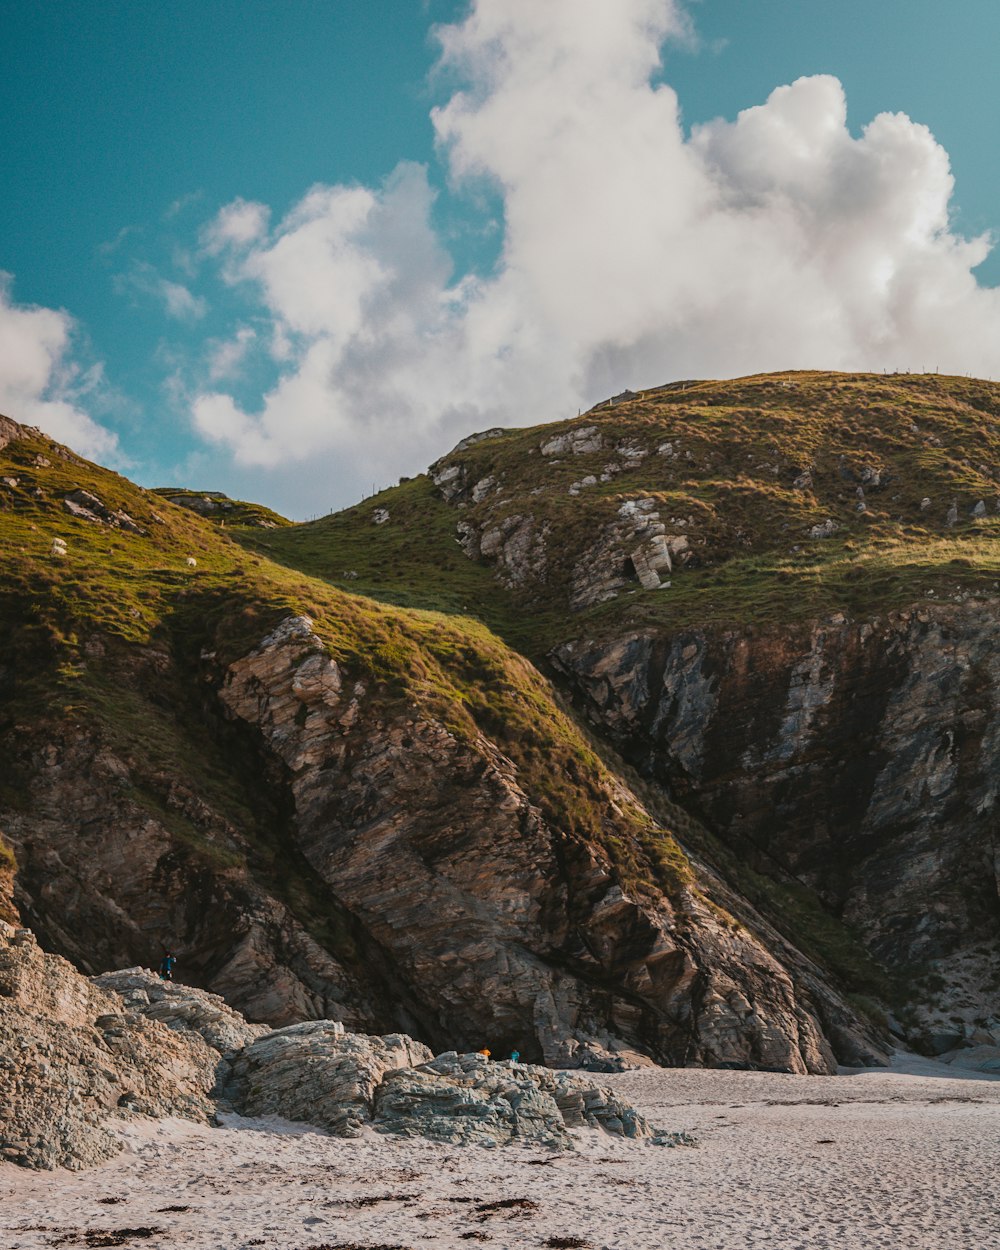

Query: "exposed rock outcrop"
left=214, top=614, right=883, bottom=1073
left=93, top=967, right=267, bottom=1057
left=229, top=1030, right=658, bottom=1149
left=570, top=498, right=693, bottom=609
left=63, top=488, right=146, bottom=535
left=1, top=932, right=666, bottom=1168
left=551, top=606, right=1000, bottom=1044
left=374, top=1051, right=653, bottom=1147
left=0, top=925, right=219, bottom=1170
left=161, top=490, right=235, bottom=516
left=227, top=1021, right=432, bottom=1135
left=0, top=413, right=24, bottom=453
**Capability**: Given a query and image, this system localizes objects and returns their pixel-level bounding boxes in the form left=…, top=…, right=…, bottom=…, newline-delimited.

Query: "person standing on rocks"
left=158, top=952, right=176, bottom=981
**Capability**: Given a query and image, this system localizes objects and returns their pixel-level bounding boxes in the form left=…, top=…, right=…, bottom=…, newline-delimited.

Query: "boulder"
left=226, top=1022, right=433, bottom=1136
left=0, top=929, right=218, bottom=1170
left=63, top=489, right=146, bottom=535
left=541, top=427, right=602, bottom=456
left=374, top=1051, right=654, bottom=1148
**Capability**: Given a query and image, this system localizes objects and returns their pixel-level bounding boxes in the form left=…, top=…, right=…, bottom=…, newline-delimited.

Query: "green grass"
left=226, top=371, right=1000, bottom=656
left=231, top=475, right=557, bottom=651
left=583, top=528, right=1000, bottom=637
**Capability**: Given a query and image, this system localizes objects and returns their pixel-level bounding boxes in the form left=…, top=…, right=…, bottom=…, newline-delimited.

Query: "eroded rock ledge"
left=0, top=925, right=672, bottom=1171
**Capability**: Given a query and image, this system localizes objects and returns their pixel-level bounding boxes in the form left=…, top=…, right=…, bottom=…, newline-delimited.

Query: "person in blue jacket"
left=158, top=952, right=176, bottom=981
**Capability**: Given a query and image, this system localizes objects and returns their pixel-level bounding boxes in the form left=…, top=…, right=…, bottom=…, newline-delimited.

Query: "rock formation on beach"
left=1, top=371, right=998, bottom=1086
left=0, top=923, right=220, bottom=1170
left=0, top=921, right=665, bottom=1170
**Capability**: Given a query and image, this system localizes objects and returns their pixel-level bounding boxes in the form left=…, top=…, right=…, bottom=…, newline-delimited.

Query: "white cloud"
left=190, top=0, right=1000, bottom=504
left=120, top=262, right=207, bottom=321
left=206, top=325, right=257, bottom=382
left=0, top=275, right=120, bottom=461
left=200, top=198, right=271, bottom=255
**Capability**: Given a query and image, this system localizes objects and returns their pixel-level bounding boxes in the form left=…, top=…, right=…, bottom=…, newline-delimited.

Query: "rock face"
left=569, top=498, right=693, bottom=609
left=0, top=413, right=24, bottom=453
left=0, top=925, right=219, bottom=1170
left=214, top=614, right=882, bottom=1074
left=4, top=697, right=375, bottom=1033
left=551, top=606, right=1000, bottom=1042
left=1, top=595, right=886, bottom=1076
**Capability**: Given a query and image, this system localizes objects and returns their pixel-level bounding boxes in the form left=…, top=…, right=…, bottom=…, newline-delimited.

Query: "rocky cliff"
left=0, top=408, right=886, bottom=1075
left=246, top=371, right=1000, bottom=1056
left=550, top=606, right=1000, bottom=1047
left=6, top=372, right=998, bottom=1070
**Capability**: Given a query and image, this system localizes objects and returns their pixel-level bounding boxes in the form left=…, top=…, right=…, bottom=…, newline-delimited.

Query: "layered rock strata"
left=215, top=614, right=884, bottom=1073
left=551, top=605, right=1000, bottom=1042
left=1, top=935, right=664, bottom=1169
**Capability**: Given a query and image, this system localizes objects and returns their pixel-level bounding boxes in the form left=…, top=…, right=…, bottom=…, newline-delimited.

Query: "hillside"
left=242, top=370, right=1000, bottom=643
left=0, top=409, right=884, bottom=1073
left=229, top=371, right=1000, bottom=1057
left=3, top=372, right=999, bottom=1069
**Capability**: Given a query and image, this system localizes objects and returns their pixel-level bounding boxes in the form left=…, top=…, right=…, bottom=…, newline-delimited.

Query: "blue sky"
left=2, top=0, right=1000, bottom=517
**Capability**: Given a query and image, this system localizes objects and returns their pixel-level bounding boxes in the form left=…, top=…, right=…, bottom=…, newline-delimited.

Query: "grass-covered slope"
left=237, top=371, right=1000, bottom=649
left=0, top=420, right=690, bottom=903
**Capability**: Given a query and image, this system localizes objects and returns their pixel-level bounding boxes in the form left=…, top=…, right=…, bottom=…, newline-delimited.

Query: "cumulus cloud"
left=190, top=0, right=1000, bottom=501
left=0, top=275, right=120, bottom=461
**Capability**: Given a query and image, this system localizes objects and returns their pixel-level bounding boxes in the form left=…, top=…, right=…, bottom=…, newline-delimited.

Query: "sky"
left=3, top=0, right=1000, bottom=519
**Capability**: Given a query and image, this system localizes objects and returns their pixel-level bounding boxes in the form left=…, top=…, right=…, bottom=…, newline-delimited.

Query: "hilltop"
left=241, top=370, right=1000, bottom=647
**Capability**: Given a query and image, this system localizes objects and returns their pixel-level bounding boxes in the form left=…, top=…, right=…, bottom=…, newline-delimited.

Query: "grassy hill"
left=8, top=372, right=991, bottom=1033
left=0, top=420, right=693, bottom=902
left=232, top=371, right=1000, bottom=653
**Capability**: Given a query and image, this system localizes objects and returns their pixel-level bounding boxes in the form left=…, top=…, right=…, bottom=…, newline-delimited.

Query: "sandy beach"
left=2, top=1054, right=998, bottom=1250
